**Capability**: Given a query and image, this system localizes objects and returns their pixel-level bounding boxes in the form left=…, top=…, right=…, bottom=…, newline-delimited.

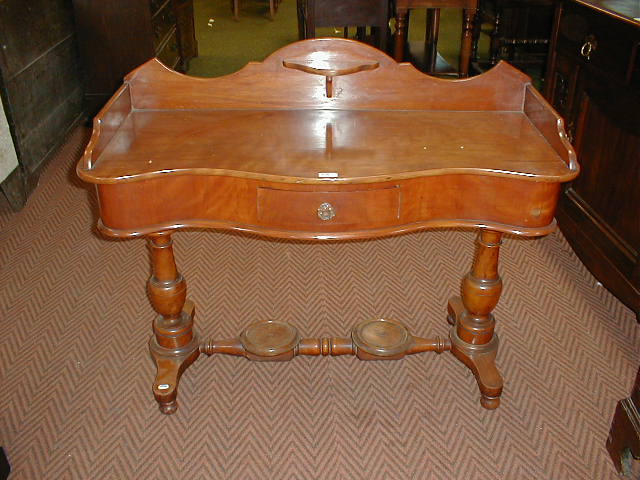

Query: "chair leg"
left=394, top=9, right=409, bottom=62
left=425, top=9, right=440, bottom=73
left=296, top=0, right=306, bottom=39
left=460, top=8, right=476, bottom=77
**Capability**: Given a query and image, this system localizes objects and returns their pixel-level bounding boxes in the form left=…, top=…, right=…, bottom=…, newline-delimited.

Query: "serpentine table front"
left=77, top=38, right=578, bottom=415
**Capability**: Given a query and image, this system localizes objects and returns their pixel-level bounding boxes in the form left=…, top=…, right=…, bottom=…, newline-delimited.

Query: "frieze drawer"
left=256, top=186, right=401, bottom=230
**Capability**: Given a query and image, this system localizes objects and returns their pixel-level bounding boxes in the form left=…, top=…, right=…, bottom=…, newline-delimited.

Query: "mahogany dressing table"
left=77, top=38, right=578, bottom=414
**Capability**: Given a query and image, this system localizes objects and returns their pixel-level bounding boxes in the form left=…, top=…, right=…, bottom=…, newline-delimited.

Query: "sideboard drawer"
left=557, top=1, right=639, bottom=85
left=256, top=186, right=401, bottom=230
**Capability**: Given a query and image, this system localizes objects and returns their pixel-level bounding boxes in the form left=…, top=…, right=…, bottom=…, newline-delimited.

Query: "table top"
left=78, top=38, right=577, bottom=186
left=88, top=109, right=573, bottom=184
left=77, top=38, right=578, bottom=240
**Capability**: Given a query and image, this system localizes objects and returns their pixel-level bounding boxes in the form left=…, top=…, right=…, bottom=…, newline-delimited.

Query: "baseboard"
left=0, top=165, right=26, bottom=211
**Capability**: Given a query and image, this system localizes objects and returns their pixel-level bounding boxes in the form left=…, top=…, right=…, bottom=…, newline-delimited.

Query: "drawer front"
left=558, top=1, right=640, bottom=85
left=257, top=187, right=401, bottom=230
left=152, top=0, right=177, bottom=50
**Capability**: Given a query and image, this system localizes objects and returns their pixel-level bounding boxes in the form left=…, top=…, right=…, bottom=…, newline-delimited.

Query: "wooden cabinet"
left=608, top=366, right=640, bottom=475
left=0, top=0, right=84, bottom=209
left=544, top=0, right=639, bottom=318
left=72, top=0, right=197, bottom=115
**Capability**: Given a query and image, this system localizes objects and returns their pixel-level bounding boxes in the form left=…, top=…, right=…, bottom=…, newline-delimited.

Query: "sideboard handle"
left=580, top=36, right=597, bottom=60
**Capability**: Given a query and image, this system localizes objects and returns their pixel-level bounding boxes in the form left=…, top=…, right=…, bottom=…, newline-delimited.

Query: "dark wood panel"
left=570, top=85, right=640, bottom=253
left=72, top=0, right=197, bottom=116
left=544, top=0, right=639, bottom=318
left=0, top=0, right=84, bottom=209
left=4, top=38, right=82, bottom=146
left=18, top=87, right=83, bottom=175
left=0, top=0, right=76, bottom=77
left=72, top=0, right=155, bottom=98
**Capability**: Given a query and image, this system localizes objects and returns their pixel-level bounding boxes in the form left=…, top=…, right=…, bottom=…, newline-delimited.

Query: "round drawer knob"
left=317, top=202, right=336, bottom=221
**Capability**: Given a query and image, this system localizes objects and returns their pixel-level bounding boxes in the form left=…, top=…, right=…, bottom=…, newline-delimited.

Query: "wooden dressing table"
left=77, top=38, right=578, bottom=415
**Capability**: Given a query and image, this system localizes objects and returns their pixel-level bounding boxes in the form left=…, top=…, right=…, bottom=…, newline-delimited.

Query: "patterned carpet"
left=0, top=126, right=638, bottom=479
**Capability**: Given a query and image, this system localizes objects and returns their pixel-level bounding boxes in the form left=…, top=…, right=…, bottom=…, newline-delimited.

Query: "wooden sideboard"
left=72, top=0, right=197, bottom=115
left=77, top=38, right=577, bottom=415
left=544, top=0, right=639, bottom=319
left=0, top=0, right=83, bottom=209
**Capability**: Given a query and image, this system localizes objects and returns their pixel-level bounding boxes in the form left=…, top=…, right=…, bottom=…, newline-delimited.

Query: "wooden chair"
left=394, top=0, right=478, bottom=77
left=232, top=0, right=281, bottom=21
left=296, top=0, right=391, bottom=52
left=472, top=0, right=554, bottom=76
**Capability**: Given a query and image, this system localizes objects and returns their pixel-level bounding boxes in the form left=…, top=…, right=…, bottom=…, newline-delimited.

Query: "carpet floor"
left=0, top=120, right=638, bottom=479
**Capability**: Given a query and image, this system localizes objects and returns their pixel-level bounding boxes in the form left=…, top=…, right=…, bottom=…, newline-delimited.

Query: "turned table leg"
left=448, top=229, right=503, bottom=409
left=147, top=233, right=199, bottom=414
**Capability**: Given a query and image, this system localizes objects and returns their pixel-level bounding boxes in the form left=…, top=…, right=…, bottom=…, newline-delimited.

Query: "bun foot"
left=159, top=400, right=178, bottom=415
left=480, top=395, right=500, bottom=410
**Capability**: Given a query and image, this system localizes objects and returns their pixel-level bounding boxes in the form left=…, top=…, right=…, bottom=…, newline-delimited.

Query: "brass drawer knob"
left=317, top=202, right=336, bottom=221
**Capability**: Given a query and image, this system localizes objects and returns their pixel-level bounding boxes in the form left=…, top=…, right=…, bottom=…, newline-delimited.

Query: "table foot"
left=149, top=303, right=200, bottom=415
left=150, top=335, right=200, bottom=414
left=450, top=324, right=502, bottom=410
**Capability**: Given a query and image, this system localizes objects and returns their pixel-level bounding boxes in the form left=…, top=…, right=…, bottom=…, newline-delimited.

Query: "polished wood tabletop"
left=78, top=38, right=578, bottom=415
left=87, top=109, right=574, bottom=183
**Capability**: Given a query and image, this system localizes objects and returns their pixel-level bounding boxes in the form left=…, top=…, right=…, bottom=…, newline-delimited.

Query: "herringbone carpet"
left=1, top=126, right=638, bottom=479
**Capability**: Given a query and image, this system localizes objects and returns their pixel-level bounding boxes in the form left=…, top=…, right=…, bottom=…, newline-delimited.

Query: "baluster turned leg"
left=147, top=233, right=199, bottom=414
left=448, top=229, right=503, bottom=409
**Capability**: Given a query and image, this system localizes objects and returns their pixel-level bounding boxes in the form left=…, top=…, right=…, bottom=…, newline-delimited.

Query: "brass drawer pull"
left=580, top=36, right=597, bottom=60
left=317, top=202, right=336, bottom=221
